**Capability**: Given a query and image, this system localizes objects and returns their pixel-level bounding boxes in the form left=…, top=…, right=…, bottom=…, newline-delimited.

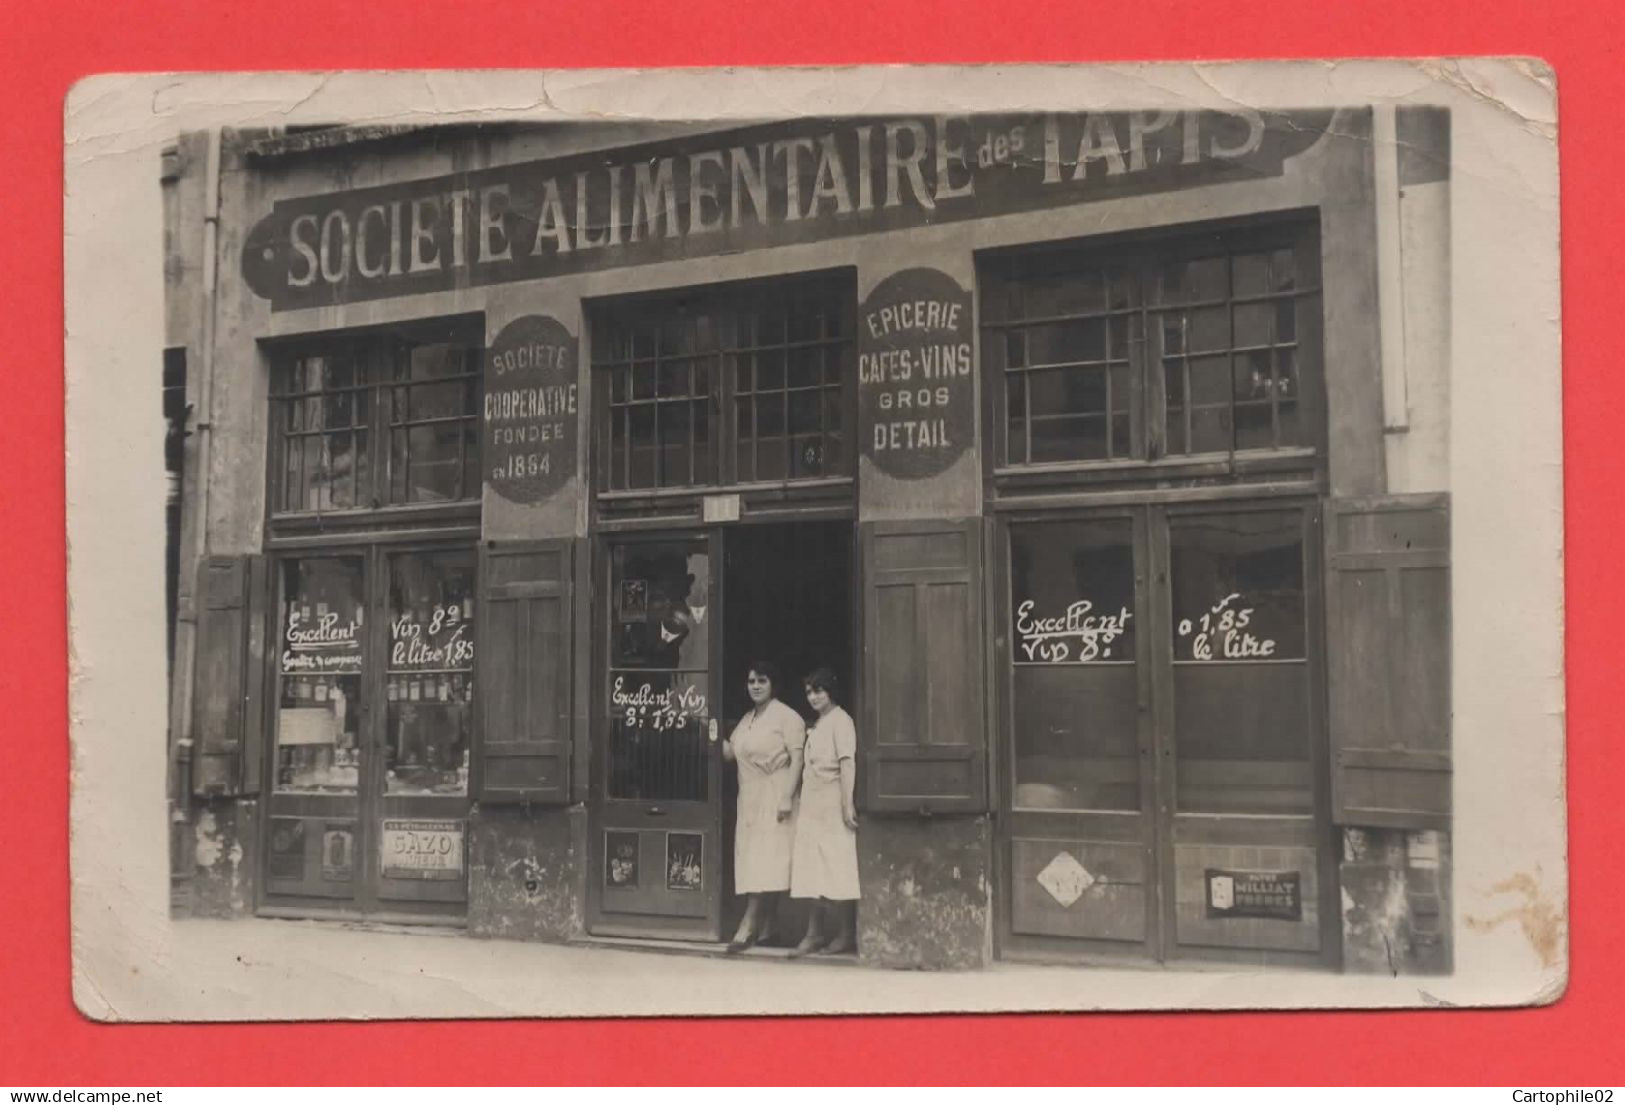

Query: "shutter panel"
left=1326, top=494, right=1451, bottom=829
left=477, top=540, right=574, bottom=804
left=861, top=518, right=987, bottom=814
left=192, top=554, right=266, bottom=796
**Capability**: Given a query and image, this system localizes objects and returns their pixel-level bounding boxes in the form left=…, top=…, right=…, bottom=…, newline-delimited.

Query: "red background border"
left=4, top=0, right=1617, bottom=1086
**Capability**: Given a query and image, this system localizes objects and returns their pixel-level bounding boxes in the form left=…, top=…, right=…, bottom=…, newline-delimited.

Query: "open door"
left=588, top=532, right=723, bottom=940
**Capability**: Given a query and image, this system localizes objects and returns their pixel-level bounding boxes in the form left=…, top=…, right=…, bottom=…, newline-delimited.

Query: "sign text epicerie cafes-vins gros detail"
left=858, top=268, right=974, bottom=479
left=241, top=111, right=1334, bottom=311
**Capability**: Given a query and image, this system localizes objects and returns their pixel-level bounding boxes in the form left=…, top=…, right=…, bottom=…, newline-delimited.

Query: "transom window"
left=591, top=274, right=854, bottom=493
left=980, top=221, right=1322, bottom=471
left=269, top=320, right=482, bottom=515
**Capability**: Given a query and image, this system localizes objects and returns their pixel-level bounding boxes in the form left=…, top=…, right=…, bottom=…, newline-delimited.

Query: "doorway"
left=260, top=544, right=476, bottom=922
left=995, top=501, right=1339, bottom=967
left=587, top=520, right=854, bottom=942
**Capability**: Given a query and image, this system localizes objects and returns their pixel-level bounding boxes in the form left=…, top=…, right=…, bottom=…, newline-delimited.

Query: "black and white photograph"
left=64, top=60, right=1565, bottom=1019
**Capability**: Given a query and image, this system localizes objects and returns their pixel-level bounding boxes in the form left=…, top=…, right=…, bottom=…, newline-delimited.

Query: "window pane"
left=275, top=557, right=365, bottom=793
left=402, top=424, right=462, bottom=502
left=628, top=404, right=656, bottom=488
left=1231, top=251, right=1273, bottom=298
left=1163, top=359, right=1187, bottom=455
left=1270, top=247, right=1297, bottom=291
left=1170, top=511, right=1306, bottom=662
left=755, top=349, right=785, bottom=391
left=631, top=362, right=656, bottom=400
left=1277, top=348, right=1303, bottom=444
left=608, top=541, right=711, bottom=803
left=658, top=399, right=692, bottom=486
left=1187, top=306, right=1231, bottom=353
left=1170, top=510, right=1310, bottom=814
left=385, top=551, right=475, bottom=796
left=821, top=389, right=844, bottom=471
left=1234, top=349, right=1276, bottom=451
left=692, top=400, right=714, bottom=484
left=1187, top=355, right=1232, bottom=454
left=1159, top=256, right=1227, bottom=303
left=1006, top=373, right=1028, bottom=465
left=1009, top=519, right=1139, bottom=810
left=1028, top=319, right=1107, bottom=366
left=754, top=394, right=788, bottom=480
left=1019, top=269, right=1105, bottom=317
left=788, top=345, right=821, bottom=389
left=657, top=359, right=689, bottom=398
left=1233, top=302, right=1274, bottom=349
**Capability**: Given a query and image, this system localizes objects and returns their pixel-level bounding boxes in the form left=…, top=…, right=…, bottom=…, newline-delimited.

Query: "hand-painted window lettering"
left=1014, top=598, right=1133, bottom=663
left=1175, top=593, right=1278, bottom=661
left=611, top=675, right=708, bottom=732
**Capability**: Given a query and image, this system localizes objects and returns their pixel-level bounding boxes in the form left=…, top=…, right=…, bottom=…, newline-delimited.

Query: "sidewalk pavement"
left=73, top=916, right=1407, bottom=1021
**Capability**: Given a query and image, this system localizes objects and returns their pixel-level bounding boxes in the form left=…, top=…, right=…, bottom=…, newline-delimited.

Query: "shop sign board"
left=484, top=314, right=579, bottom=503
left=1205, top=868, right=1302, bottom=921
left=380, top=819, right=465, bottom=881
left=858, top=267, right=975, bottom=479
left=241, top=111, right=1335, bottom=311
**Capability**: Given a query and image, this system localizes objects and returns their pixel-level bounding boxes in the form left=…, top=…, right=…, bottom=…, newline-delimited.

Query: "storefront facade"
left=165, top=106, right=1453, bottom=972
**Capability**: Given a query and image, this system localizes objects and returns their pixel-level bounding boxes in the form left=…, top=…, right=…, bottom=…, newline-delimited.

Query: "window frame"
left=264, top=315, right=485, bottom=532
left=588, top=270, right=859, bottom=500
left=979, top=216, right=1326, bottom=490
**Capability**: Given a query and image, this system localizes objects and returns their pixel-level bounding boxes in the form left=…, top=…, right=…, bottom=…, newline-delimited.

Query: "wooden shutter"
left=477, top=540, right=575, bottom=804
left=861, top=518, right=987, bottom=814
left=191, top=554, right=268, bottom=796
left=1326, top=494, right=1451, bottom=829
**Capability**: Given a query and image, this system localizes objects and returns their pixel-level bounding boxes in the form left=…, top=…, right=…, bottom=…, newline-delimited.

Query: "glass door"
left=263, top=545, right=475, bottom=920
left=1157, top=504, right=1334, bottom=965
left=265, top=555, right=368, bottom=908
left=589, top=532, right=723, bottom=940
left=374, top=548, right=476, bottom=915
left=997, top=513, right=1157, bottom=959
left=997, top=502, right=1335, bottom=966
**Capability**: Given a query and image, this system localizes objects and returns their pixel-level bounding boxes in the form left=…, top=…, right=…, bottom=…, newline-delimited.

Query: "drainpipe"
left=170, top=129, right=223, bottom=825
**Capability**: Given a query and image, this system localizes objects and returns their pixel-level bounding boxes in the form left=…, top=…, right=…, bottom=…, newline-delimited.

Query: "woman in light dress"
left=720, top=660, right=805, bottom=951
left=789, top=666, right=860, bottom=956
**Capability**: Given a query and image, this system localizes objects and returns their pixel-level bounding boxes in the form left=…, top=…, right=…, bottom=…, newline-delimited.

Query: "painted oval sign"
left=858, top=267, right=975, bottom=480
left=483, top=315, right=579, bottom=503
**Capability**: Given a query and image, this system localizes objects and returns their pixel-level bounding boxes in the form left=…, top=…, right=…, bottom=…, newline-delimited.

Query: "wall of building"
left=172, top=109, right=1453, bottom=972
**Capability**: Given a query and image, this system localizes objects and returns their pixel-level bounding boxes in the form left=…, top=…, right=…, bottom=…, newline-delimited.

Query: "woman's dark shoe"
left=788, top=910, right=825, bottom=959
left=725, top=916, right=760, bottom=954
left=819, top=908, right=856, bottom=955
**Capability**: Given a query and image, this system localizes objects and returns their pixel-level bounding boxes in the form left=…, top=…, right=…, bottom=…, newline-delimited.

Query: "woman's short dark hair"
left=746, top=660, right=781, bottom=695
left=803, top=666, right=840, bottom=701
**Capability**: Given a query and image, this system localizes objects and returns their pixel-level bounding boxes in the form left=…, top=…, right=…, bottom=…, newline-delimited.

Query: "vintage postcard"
left=63, top=59, right=1565, bottom=1019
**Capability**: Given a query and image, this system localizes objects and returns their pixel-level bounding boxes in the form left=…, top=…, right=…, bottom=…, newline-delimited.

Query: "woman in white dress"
left=789, top=666, right=860, bottom=956
left=720, top=660, right=805, bottom=951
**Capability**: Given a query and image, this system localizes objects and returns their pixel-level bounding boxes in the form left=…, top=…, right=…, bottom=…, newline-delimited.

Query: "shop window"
left=273, top=556, right=365, bottom=793
left=592, top=274, right=853, bottom=492
left=385, top=550, right=475, bottom=796
left=1008, top=518, right=1139, bottom=811
left=270, top=322, right=481, bottom=515
left=982, top=222, right=1321, bottom=471
left=1169, top=510, right=1312, bottom=815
